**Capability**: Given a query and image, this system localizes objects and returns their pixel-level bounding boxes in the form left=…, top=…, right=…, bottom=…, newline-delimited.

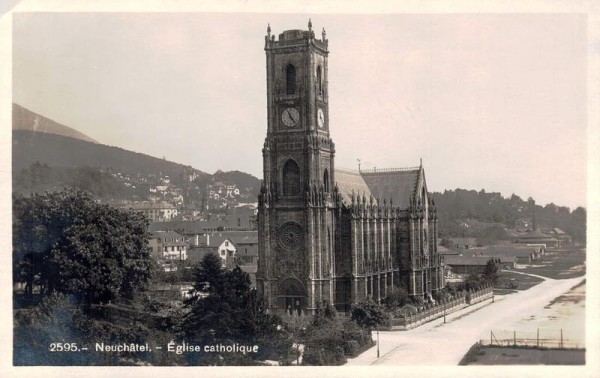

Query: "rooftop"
left=334, top=168, right=374, bottom=206
left=360, top=167, right=421, bottom=209
left=445, top=255, right=496, bottom=266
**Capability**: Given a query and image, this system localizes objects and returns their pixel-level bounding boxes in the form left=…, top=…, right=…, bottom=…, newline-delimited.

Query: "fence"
left=480, top=329, right=584, bottom=350
left=379, top=285, right=494, bottom=331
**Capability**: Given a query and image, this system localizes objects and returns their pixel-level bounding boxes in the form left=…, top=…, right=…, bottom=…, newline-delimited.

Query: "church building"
left=256, top=21, right=444, bottom=314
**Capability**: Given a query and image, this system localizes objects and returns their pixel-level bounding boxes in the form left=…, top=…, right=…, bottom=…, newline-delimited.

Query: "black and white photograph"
left=1, top=1, right=598, bottom=377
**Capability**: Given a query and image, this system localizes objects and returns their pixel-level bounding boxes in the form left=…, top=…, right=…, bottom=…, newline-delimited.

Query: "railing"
left=360, top=166, right=420, bottom=174
left=481, top=329, right=584, bottom=350
left=378, top=285, right=494, bottom=331
left=468, top=286, right=494, bottom=305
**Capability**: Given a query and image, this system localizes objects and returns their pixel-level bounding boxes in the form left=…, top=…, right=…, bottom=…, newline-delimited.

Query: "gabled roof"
left=445, top=255, right=494, bottom=266
left=476, top=246, right=535, bottom=258
left=150, top=230, right=187, bottom=246
left=334, top=169, right=374, bottom=206
left=203, top=234, right=231, bottom=248
left=517, top=230, right=558, bottom=242
left=360, top=167, right=421, bottom=209
left=227, top=234, right=258, bottom=245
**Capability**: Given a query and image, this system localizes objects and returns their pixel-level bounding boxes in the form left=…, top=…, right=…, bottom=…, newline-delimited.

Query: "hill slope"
left=12, top=130, right=208, bottom=183
left=13, top=103, right=98, bottom=143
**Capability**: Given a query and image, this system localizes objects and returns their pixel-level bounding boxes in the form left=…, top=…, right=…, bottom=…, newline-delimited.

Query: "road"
left=346, top=274, right=584, bottom=365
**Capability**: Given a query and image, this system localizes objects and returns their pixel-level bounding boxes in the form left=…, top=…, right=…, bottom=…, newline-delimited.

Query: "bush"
left=344, top=340, right=360, bottom=356
left=341, top=318, right=373, bottom=348
left=302, top=345, right=326, bottom=365
left=382, top=286, right=409, bottom=309
left=301, top=317, right=372, bottom=365
left=409, top=295, right=425, bottom=306
left=350, top=298, right=386, bottom=330
left=395, top=304, right=418, bottom=318
left=302, top=344, right=345, bottom=366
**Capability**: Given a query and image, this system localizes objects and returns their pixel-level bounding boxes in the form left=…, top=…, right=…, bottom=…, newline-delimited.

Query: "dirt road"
left=346, top=274, right=584, bottom=365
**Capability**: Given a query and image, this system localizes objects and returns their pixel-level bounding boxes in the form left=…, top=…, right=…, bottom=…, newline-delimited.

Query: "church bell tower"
left=257, top=20, right=338, bottom=314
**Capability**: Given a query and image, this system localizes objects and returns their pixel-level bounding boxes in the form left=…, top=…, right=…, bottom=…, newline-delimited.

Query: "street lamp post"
left=443, top=302, right=446, bottom=324
left=377, top=330, right=380, bottom=358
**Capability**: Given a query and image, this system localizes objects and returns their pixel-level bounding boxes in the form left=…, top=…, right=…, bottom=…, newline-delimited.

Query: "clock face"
left=317, top=108, right=325, bottom=128
left=281, top=107, right=300, bottom=127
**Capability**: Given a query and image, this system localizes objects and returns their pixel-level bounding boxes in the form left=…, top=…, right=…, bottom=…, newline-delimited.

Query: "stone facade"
left=256, top=23, right=444, bottom=314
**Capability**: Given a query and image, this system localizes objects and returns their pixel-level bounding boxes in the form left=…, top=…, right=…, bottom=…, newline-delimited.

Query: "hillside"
left=12, top=130, right=209, bottom=185
left=13, top=103, right=98, bottom=143
left=431, top=189, right=586, bottom=243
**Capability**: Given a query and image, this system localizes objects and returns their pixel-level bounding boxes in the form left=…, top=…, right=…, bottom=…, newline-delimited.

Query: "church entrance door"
left=281, top=280, right=305, bottom=314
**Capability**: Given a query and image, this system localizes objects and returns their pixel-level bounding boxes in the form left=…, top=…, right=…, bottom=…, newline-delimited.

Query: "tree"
left=182, top=254, right=290, bottom=365
left=13, top=293, right=102, bottom=365
left=463, top=274, right=482, bottom=291
left=13, top=188, right=155, bottom=305
left=484, top=258, right=499, bottom=284
left=350, top=297, right=386, bottom=330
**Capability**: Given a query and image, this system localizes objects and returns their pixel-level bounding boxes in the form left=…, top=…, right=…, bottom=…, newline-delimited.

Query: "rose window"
left=278, top=222, right=303, bottom=250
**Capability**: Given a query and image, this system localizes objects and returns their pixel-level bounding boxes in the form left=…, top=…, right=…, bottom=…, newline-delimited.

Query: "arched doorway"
left=279, top=279, right=305, bottom=314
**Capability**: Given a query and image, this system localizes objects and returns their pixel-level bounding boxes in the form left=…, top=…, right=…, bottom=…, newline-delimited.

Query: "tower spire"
left=308, top=18, right=312, bottom=31
left=267, top=23, right=271, bottom=37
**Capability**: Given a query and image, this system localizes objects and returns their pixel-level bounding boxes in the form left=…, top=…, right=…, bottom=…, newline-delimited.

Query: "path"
left=346, top=274, right=584, bottom=365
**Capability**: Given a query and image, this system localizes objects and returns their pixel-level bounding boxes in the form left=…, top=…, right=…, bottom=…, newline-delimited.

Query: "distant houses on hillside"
left=122, top=201, right=179, bottom=222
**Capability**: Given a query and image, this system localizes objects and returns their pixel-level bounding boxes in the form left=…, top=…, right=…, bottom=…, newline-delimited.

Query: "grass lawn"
left=515, top=246, right=586, bottom=279
left=460, top=344, right=585, bottom=365
left=495, top=271, right=544, bottom=291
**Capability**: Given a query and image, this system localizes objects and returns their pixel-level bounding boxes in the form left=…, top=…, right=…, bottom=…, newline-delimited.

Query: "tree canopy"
left=431, top=189, right=586, bottom=243
left=350, top=297, right=386, bottom=330
left=13, top=188, right=155, bottom=304
left=182, top=253, right=289, bottom=365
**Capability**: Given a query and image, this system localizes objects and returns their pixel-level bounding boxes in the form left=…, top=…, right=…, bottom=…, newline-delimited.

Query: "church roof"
left=360, top=167, right=421, bottom=209
left=334, top=169, right=374, bottom=206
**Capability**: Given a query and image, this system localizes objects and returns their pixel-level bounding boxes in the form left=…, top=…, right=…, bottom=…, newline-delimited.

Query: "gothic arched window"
left=323, top=169, right=329, bottom=192
left=286, top=64, right=296, bottom=95
left=283, top=159, right=301, bottom=196
left=316, top=65, right=322, bottom=95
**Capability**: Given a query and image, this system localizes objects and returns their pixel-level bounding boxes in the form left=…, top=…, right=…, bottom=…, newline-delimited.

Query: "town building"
left=224, top=206, right=258, bottom=230
left=256, top=22, right=444, bottom=314
left=444, top=255, right=498, bottom=277
left=228, top=232, right=259, bottom=265
left=514, top=229, right=559, bottom=247
left=477, top=245, right=544, bottom=264
left=541, top=228, right=572, bottom=246
left=148, top=230, right=188, bottom=271
left=188, top=233, right=237, bottom=268
left=126, top=201, right=178, bottom=222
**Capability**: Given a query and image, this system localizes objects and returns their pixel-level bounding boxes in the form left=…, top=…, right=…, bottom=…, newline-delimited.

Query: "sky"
left=11, top=12, right=588, bottom=209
